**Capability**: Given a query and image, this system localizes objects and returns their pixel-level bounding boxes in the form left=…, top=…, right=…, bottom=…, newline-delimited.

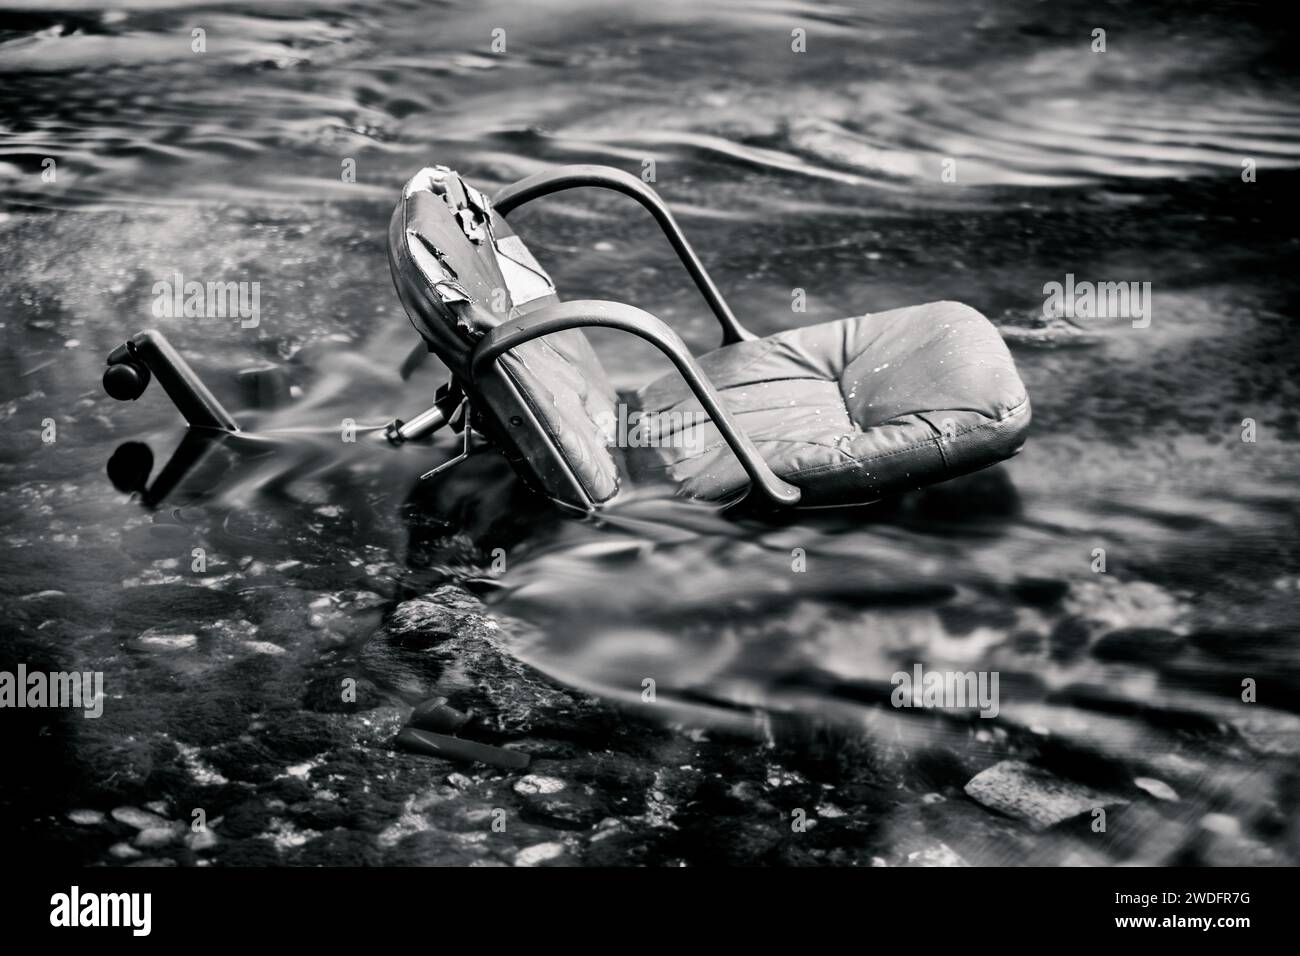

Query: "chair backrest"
left=387, top=166, right=623, bottom=508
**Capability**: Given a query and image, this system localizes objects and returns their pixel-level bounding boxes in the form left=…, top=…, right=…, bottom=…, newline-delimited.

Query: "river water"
left=2, top=0, right=1298, bottom=866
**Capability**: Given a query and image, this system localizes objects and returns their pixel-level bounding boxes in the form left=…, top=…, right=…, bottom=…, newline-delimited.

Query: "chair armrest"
left=469, top=300, right=800, bottom=508
left=492, top=165, right=756, bottom=347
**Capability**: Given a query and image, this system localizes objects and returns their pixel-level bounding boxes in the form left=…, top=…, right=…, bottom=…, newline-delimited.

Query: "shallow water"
left=2, top=0, right=1299, bottom=866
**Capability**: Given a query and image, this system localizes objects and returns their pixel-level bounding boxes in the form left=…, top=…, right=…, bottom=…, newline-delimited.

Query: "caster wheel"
left=107, top=441, right=154, bottom=493
left=103, top=360, right=150, bottom=401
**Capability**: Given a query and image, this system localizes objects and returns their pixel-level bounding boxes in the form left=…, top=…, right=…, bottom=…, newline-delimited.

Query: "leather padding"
left=632, top=301, right=1031, bottom=505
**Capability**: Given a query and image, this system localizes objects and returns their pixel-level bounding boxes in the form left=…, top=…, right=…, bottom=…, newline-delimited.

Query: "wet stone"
left=134, top=826, right=181, bottom=849
left=362, top=586, right=605, bottom=738
left=514, top=841, right=570, bottom=867
left=513, top=775, right=566, bottom=796
left=108, top=842, right=143, bottom=861
left=1132, top=777, right=1179, bottom=802
left=110, top=806, right=172, bottom=831
left=186, top=829, right=218, bottom=852
left=964, top=760, right=1128, bottom=832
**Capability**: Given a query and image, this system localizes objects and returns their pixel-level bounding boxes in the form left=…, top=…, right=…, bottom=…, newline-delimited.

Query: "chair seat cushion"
left=631, top=301, right=1031, bottom=506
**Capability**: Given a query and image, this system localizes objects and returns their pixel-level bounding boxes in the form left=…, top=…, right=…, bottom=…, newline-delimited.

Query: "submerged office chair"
left=103, top=164, right=1030, bottom=512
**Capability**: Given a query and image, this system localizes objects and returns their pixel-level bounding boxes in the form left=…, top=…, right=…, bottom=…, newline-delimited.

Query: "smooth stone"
left=108, top=842, right=143, bottom=860
left=67, top=809, right=105, bottom=826
left=137, top=631, right=199, bottom=651
left=1133, top=777, right=1179, bottom=802
left=186, top=829, right=219, bottom=851
left=513, top=775, right=566, bottom=796
left=514, top=842, right=567, bottom=867
left=964, top=760, right=1127, bottom=832
left=242, top=640, right=287, bottom=656
left=134, top=826, right=181, bottom=849
left=110, top=806, right=172, bottom=830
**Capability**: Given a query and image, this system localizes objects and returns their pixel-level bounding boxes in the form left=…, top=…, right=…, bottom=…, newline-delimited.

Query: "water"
left=2, top=0, right=1298, bottom=866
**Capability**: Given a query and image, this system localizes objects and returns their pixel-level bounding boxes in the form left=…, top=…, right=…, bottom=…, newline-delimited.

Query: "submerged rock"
left=134, top=826, right=181, bottom=849
left=110, top=806, right=173, bottom=831
left=363, top=586, right=605, bottom=738
left=513, top=775, right=566, bottom=796
left=186, top=829, right=219, bottom=852
left=964, top=760, right=1127, bottom=831
left=108, top=842, right=143, bottom=861
left=514, top=841, right=568, bottom=867
left=1133, top=777, right=1179, bottom=802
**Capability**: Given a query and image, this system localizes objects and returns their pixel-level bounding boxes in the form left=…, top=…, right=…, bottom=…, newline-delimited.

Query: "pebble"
left=1133, top=777, right=1179, bottom=802
left=514, top=775, right=566, bottom=796
left=111, top=806, right=173, bottom=830
left=134, top=826, right=180, bottom=849
left=243, top=640, right=287, bottom=656
left=67, top=809, right=105, bottom=826
left=514, top=842, right=567, bottom=867
left=1199, top=813, right=1241, bottom=838
left=186, top=829, right=219, bottom=852
left=108, top=842, right=143, bottom=860
left=137, top=632, right=199, bottom=650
